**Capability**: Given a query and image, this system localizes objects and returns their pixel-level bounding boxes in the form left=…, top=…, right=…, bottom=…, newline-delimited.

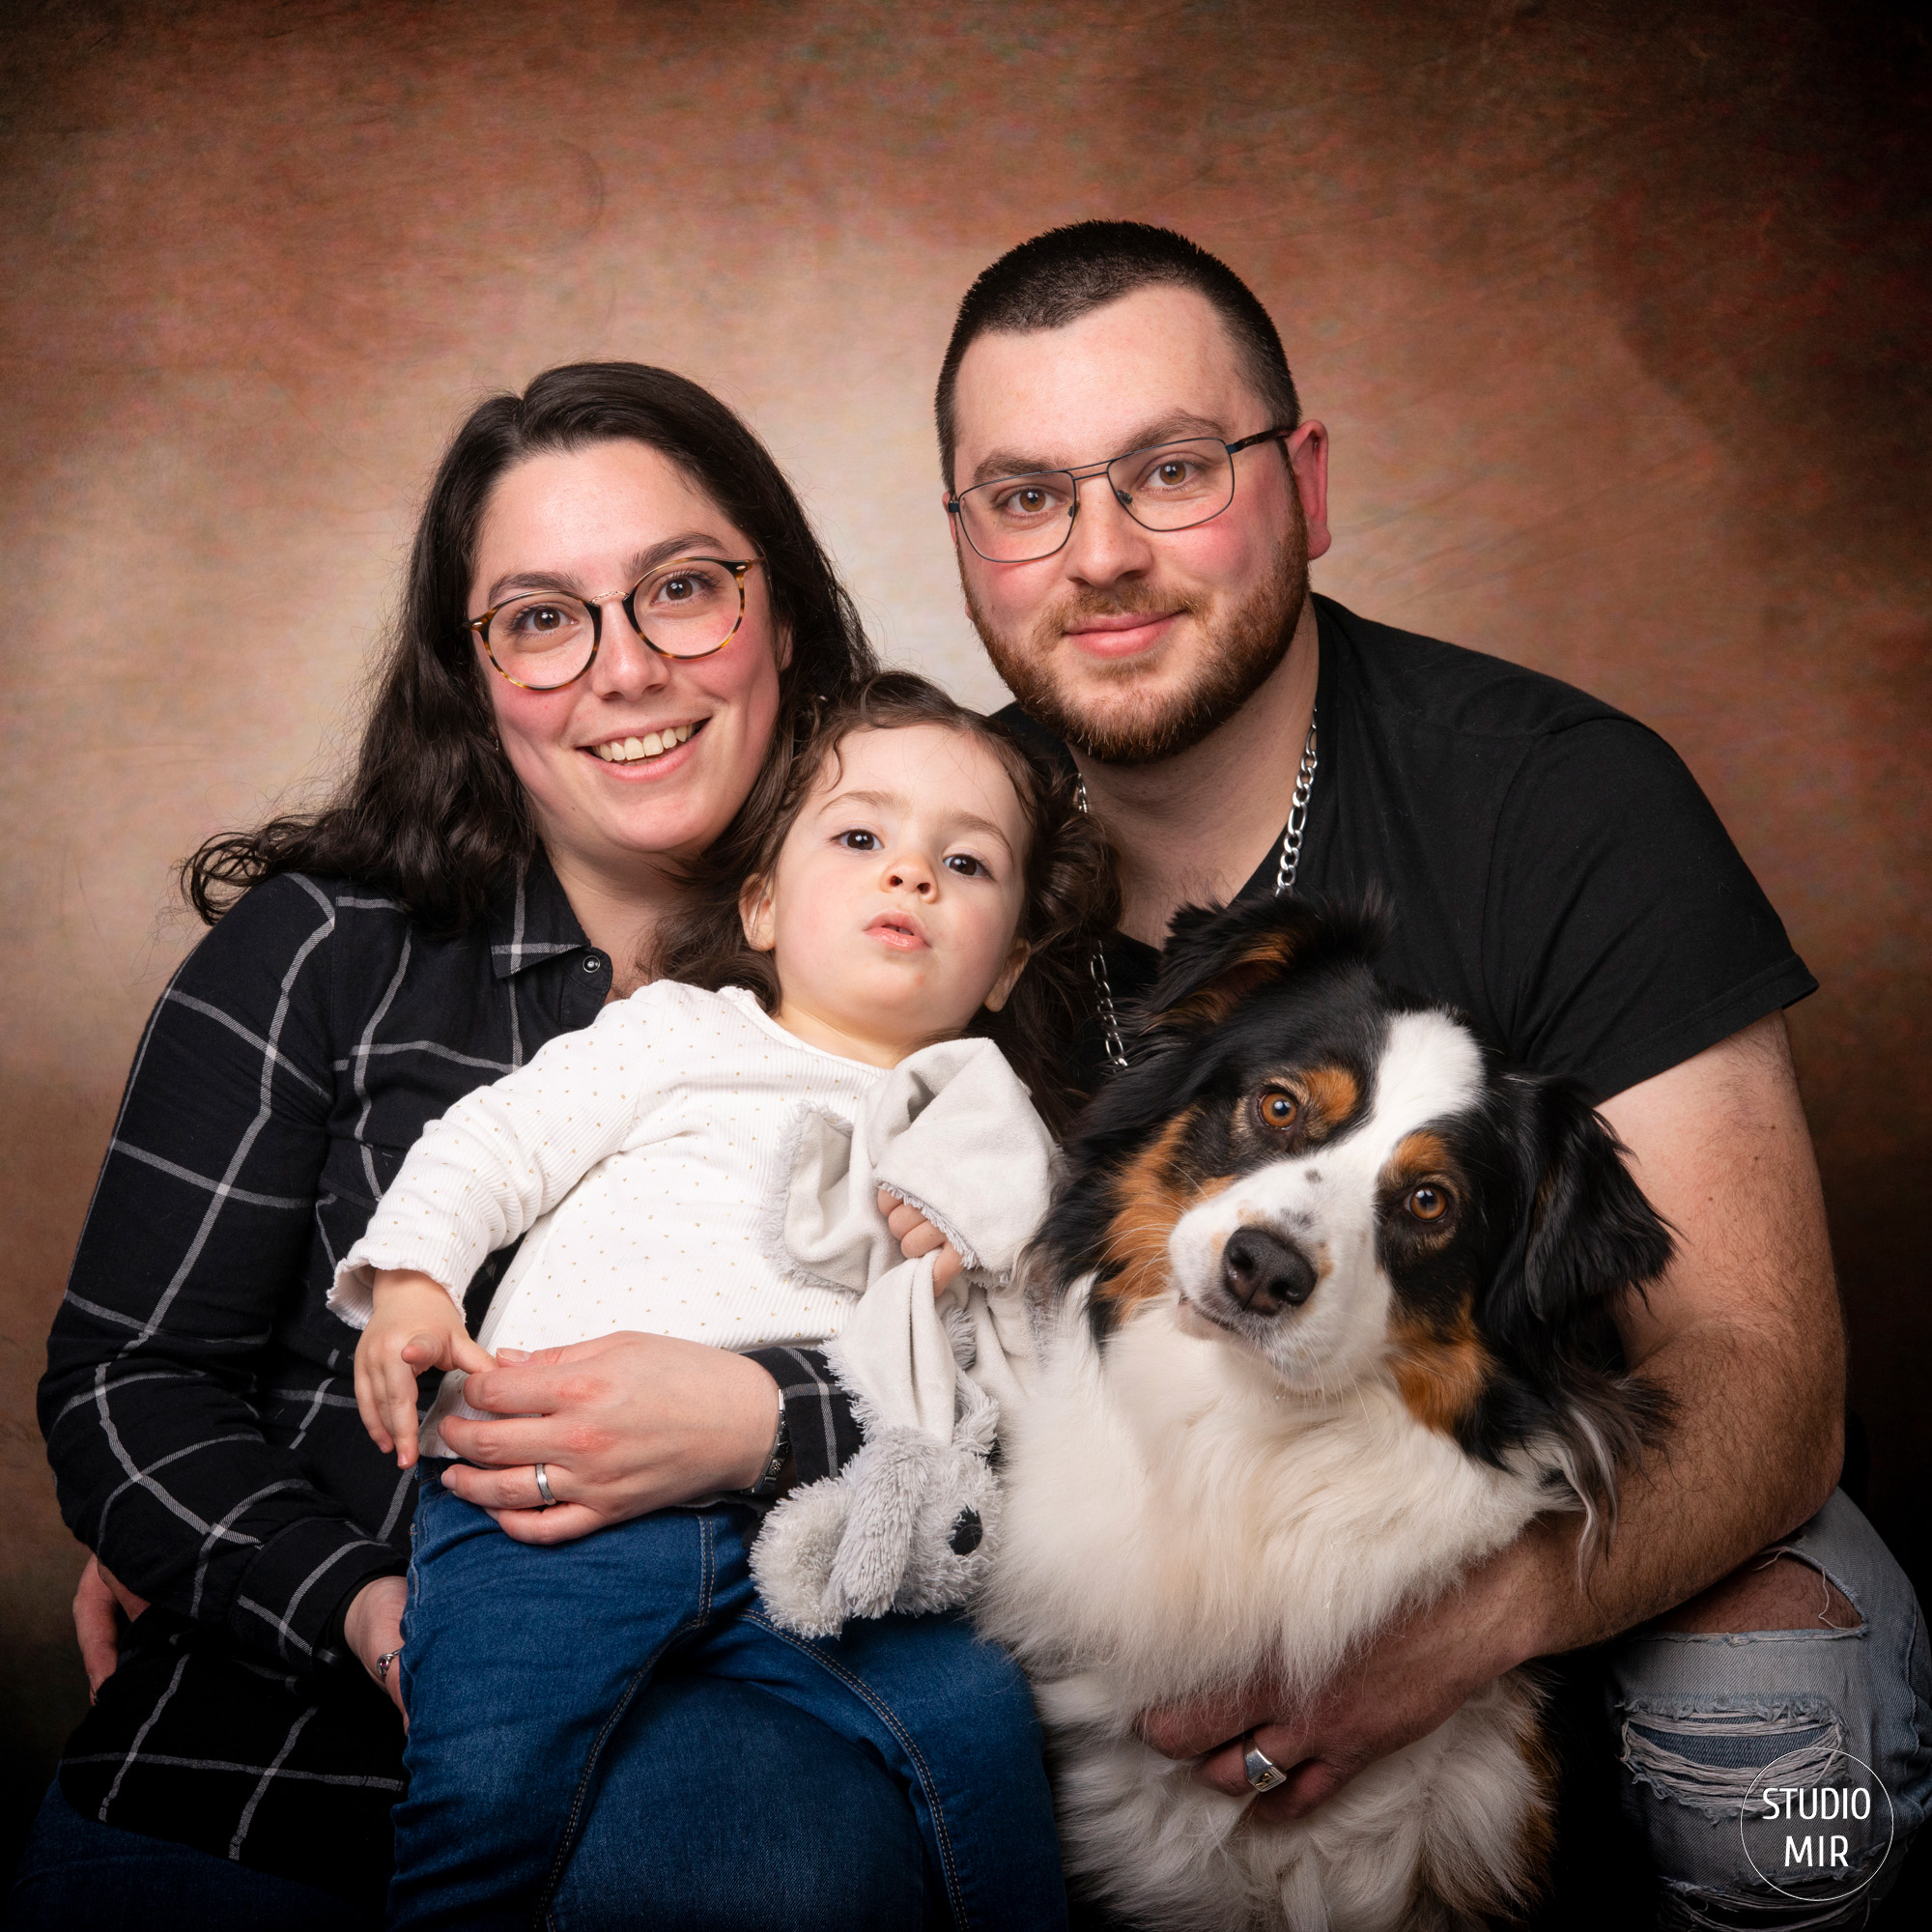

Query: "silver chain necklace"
left=1079, top=711, right=1318, bottom=1071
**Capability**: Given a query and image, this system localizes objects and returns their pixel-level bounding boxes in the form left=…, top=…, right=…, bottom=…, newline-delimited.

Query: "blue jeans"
left=8, top=1681, right=935, bottom=1932
left=1605, top=1491, right=1932, bottom=1928
left=393, top=1477, right=1065, bottom=1932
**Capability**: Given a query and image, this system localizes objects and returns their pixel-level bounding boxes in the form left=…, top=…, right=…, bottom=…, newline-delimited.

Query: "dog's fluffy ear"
left=1490, top=1074, right=1675, bottom=1342
left=1481, top=1074, right=1675, bottom=1541
left=1141, top=895, right=1387, bottom=1037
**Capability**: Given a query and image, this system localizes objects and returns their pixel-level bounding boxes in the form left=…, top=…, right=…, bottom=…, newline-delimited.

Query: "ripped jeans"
left=1604, top=1491, right=1932, bottom=1928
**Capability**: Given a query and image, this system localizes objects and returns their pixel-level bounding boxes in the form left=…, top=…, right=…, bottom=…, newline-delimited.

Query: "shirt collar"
left=485, top=845, right=591, bottom=980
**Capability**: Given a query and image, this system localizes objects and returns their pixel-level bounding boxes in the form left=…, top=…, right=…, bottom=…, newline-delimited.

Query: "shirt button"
left=582, top=953, right=606, bottom=975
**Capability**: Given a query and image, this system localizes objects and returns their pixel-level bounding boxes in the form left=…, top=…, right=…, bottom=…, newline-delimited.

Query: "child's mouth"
left=867, top=912, right=928, bottom=951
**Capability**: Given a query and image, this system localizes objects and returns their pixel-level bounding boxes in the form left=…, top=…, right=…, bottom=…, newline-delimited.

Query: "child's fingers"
left=354, top=1346, right=396, bottom=1456
left=881, top=1197, right=928, bottom=1246
left=399, top=1329, right=447, bottom=1371
left=880, top=1193, right=948, bottom=1263
left=899, top=1220, right=947, bottom=1261
left=449, top=1330, right=497, bottom=1376
left=381, top=1349, right=423, bottom=1468
left=934, top=1244, right=965, bottom=1293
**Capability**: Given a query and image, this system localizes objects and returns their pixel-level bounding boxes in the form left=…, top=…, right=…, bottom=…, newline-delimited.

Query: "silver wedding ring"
left=533, top=1462, right=556, bottom=1508
left=1243, top=1734, right=1288, bottom=1794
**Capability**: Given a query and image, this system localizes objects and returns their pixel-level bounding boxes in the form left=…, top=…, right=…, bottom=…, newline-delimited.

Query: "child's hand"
left=876, top=1189, right=964, bottom=1293
left=355, top=1269, right=496, bottom=1468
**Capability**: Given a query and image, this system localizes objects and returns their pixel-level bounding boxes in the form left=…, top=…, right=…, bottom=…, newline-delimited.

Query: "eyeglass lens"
left=481, top=560, right=746, bottom=688
left=958, top=439, right=1238, bottom=561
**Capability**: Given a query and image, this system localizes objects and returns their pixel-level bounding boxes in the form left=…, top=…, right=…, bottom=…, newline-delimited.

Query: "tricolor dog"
left=980, top=897, right=1674, bottom=1931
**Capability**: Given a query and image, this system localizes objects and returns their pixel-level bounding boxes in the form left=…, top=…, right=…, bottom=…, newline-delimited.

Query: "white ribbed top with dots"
left=331, top=981, right=887, bottom=1368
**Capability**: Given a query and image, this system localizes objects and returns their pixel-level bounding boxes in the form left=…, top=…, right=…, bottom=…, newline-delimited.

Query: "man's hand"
left=342, top=1575, right=408, bottom=1724
left=354, top=1268, right=495, bottom=1467
left=73, top=1555, right=151, bottom=1700
left=437, top=1331, right=782, bottom=1544
left=876, top=1188, right=965, bottom=1292
left=1140, top=1532, right=1547, bottom=1817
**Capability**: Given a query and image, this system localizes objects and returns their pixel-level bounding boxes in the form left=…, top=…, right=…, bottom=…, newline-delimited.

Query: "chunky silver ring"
left=375, top=1646, right=402, bottom=1687
left=533, top=1463, right=556, bottom=1508
left=1242, top=1734, right=1289, bottom=1794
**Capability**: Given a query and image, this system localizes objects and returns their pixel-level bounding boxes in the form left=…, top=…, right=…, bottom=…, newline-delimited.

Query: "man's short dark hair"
left=934, top=221, right=1300, bottom=486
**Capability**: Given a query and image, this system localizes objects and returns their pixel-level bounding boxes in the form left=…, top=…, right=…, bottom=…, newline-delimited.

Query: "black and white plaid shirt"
left=38, top=853, right=861, bottom=1904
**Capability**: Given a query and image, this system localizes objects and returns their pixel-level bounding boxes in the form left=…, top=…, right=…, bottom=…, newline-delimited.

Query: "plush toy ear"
left=1490, top=1072, right=1675, bottom=1341
left=1141, top=895, right=1386, bottom=1037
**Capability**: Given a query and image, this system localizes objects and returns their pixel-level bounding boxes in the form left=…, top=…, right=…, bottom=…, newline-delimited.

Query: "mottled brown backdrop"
left=3, top=0, right=1927, bottom=1861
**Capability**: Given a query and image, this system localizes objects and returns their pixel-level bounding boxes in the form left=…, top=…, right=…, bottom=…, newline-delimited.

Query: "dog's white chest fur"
left=980, top=1295, right=1554, bottom=1932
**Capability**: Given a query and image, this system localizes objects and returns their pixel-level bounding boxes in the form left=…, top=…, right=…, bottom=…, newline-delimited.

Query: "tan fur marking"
left=1151, top=932, right=1298, bottom=1030
left=1300, top=1064, right=1360, bottom=1125
left=1094, top=1114, right=1218, bottom=1311
left=1390, top=1299, right=1494, bottom=1435
left=1512, top=1717, right=1560, bottom=1906
left=1378, top=1127, right=1455, bottom=1192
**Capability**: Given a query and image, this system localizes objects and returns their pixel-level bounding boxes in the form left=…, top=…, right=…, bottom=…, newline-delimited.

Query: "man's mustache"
left=1035, top=587, right=1204, bottom=635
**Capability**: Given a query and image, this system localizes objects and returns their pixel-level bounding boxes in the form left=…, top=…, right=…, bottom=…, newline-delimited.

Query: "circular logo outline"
left=1739, top=1744, right=1894, bottom=1904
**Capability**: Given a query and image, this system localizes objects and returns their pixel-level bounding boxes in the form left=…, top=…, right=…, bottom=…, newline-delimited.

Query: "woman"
left=15, top=364, right=1000, bottom=1929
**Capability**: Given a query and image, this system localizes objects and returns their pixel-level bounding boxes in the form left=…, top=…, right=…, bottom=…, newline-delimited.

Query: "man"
left=931, top=222, right=1929, bottom=1925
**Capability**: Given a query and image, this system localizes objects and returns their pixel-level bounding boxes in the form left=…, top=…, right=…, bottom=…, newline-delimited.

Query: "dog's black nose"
left=1221, top=1227, right=1319, bottom=1315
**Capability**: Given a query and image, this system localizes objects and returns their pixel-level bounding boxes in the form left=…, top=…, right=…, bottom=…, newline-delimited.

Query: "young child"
left=327, top=673, right=1113, bottom=1930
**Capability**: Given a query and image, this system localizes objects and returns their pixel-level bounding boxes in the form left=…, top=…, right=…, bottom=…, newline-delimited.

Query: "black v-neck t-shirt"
left=1000, top=594, right=1815, bottom=1103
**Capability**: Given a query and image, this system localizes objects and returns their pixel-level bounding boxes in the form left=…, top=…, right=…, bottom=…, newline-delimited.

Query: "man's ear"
left=739, top=874, right=777, bottom=952
left=1287, top=419, right=1331, bottom=563
left=981, top=938, right=1031, bottom=1014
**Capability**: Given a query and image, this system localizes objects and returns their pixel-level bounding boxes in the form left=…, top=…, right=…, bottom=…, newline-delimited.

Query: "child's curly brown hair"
left=656, top=670, right=1119, bottom=1135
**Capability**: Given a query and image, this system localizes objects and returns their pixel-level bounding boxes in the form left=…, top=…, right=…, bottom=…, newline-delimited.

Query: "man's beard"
left=966, top=514, right=1309, bottom=767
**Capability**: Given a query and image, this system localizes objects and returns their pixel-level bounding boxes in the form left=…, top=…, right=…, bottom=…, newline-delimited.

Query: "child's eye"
left=945, top=854, right=988, bottom=877
left=835, top=830, right=881, bottom=851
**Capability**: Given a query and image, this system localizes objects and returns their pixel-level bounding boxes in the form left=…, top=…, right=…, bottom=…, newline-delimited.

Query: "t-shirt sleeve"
left=1483, top=718, right=1816, bottom=1101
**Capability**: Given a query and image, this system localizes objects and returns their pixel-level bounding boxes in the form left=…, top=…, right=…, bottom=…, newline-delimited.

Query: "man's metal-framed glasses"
left=946, top=429, right=1293, bottom=563
left=468, top=556, right=764, bottom=691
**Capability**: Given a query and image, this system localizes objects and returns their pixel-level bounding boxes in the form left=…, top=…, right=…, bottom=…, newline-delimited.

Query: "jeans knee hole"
left=1622, top=1710, right=1845, bottom=1816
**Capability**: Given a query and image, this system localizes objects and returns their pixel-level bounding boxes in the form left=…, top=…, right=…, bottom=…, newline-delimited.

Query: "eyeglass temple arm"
left=1225, top=426, right=1297, bottom=456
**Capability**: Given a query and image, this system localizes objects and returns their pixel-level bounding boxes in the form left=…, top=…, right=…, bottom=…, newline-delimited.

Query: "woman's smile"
left=586, top=718, right=704, bottom=768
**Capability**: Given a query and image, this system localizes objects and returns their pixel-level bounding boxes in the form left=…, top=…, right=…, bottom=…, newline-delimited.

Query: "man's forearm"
left=1503, top=1318, right=1842, bottom=1663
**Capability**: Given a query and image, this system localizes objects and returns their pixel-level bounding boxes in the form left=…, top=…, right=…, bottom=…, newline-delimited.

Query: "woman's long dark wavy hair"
left=185, top=363, right=875, bottom=929
left=656, top=671, right=1120, bottom=1132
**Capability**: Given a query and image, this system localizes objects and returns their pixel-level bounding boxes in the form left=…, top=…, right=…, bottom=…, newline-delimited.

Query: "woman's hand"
left=438, top=1332, right=782, bottom=1545
left=877, top=1188, right=965, bottom=1292
left=343, top=1575, right=409, bottom=1724
left=355, top=1268, right=496, bottom=1467
left=73, top=1555, right=151, bottom=1701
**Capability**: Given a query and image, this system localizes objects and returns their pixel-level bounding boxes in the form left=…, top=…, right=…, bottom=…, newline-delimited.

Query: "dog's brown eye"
left=1256, top=1089, right=1300, bottom=1130
left=1406, top=1184, right=1450, bottom=1221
